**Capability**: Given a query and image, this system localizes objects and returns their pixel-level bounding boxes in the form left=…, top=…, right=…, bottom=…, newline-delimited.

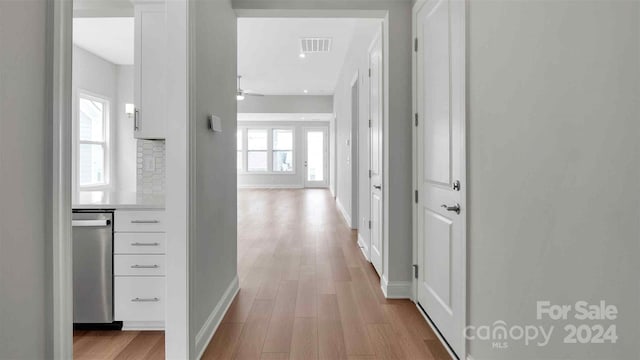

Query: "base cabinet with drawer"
left=114, top=209, right=166, bottom=330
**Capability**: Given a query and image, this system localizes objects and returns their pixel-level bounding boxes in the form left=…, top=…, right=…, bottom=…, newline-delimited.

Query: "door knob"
left=441, top=203, right=461, bottom=214
left=373, top=185, right=382, bottom=190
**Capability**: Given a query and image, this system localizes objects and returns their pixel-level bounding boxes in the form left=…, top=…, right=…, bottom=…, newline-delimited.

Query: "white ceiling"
left=73, top=17, right=134, bottom=65
left=238, top=18, right=380, bottom=96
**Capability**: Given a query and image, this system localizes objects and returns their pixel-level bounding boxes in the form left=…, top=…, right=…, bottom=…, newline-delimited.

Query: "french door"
left=415, top=0, right=466, bottom=358
left=303, top=127, right=329, bottom=188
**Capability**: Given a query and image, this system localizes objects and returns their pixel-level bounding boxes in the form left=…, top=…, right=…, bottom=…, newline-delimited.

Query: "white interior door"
left=369, top=30, right=383, bottom=277
left=415, top=0, right=466, bottom=357
left=304, top=128, right=329, bottom=188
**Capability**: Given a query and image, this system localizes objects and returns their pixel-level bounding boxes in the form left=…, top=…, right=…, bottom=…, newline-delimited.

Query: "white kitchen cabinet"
left=133, top=2, right=166, bottom=140
left=114, top=209, right=166, bottom=329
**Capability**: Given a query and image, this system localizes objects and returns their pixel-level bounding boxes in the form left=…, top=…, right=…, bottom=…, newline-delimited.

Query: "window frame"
left=271, top=128, right=295, bottom=173
left=76, top=90, right=111, bottom=190
left=237, top=125, right=296, bottom=175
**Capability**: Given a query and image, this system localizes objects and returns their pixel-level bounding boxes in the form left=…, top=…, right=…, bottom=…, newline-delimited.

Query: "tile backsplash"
left=137, top=140, right=166, bottom=195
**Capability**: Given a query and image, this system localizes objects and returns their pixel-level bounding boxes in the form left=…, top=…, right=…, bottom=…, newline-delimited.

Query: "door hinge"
left=414, top=113, right=419, bottom=127
left=369, top=119, right=372, bottom=128
left=414, top=37, right=418, bottom=52
left=369, top=169, right=372, bottom=178
left=414, top=190, right=419, bottom=203
left=412, top=264, right=419, bottom=279
left=368, top=220, right=372, bottom=229
left=369, top=68, right=372, bottom=77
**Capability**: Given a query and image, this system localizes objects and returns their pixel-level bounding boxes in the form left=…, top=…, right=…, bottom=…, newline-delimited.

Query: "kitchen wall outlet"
left=144, top=157, right=156, bottom=172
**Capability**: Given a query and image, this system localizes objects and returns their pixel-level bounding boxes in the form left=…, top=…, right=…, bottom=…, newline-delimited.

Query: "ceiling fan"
left=236, top=75, right=264, bottom=101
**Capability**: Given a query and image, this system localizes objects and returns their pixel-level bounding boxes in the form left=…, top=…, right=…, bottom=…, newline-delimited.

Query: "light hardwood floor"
left=73, top=189, right=449, bottom=359
left=203, top=189, right=449, bottom=360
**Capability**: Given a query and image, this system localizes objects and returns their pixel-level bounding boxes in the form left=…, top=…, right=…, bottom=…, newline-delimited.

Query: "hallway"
left=202, top=189, right=449, bottom=359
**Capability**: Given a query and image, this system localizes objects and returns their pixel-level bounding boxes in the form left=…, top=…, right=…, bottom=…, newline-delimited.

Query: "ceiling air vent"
left=300, top=37, right=332, bottom=54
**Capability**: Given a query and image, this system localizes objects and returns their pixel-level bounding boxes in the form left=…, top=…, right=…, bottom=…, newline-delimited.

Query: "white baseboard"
left=380, top=275, right=412, bottom=299
left=335, top=198, right=352, bottom=228
left=122, top=321, right=164, bottom=331
left=357, top=232, right=370, bottom=261
left=237, top=184, right=304, bottom=189
left=195, top=275, right=240, bottom=359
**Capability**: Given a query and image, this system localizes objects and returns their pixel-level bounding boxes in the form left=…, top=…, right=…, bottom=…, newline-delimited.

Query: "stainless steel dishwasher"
left=72, top=210, right=121, bottom=329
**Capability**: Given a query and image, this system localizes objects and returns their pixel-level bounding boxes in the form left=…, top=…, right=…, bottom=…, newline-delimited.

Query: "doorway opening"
left=218, top=15, right=395, bottom=359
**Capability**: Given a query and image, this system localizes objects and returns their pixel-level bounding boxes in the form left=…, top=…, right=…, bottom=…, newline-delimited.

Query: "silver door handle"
left=72, top=220, right=111, bottom=227
left=441, top=203, right=461, bottom=214
left=133, top=108, right=140, bottom=131
left=131, top=297, right=159, bottom=302
left=131, top=220, right=159, bottom=224
left=373, top=185, right=382, bottom=190
left=131, top=242, right=160, bottom=247
left=130, top=264, right=160, bottom=269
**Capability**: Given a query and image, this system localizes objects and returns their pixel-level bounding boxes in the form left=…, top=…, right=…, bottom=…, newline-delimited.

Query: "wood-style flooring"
left=73, top=189, right=449, bottom=359
left=203, top=189, right=449, bottom=360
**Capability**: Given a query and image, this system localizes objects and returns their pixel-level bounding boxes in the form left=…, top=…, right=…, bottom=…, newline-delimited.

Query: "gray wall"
left=333, top=21, right=380, bottom=232
left=190, top=0, right=238, bottom=354
left=72, top=46, right=137, bottom=194
left=233, top=0, right=415, bottom=285
left=238, top=95, right=333, bottom=113
left=467, top=1, right=640, bottom=359
left=0, top=0, right=50, bottom=358
left=115, top=65, right=137, bottom=192
left=72, top=45, right=118, bottom=193
left=238, top=121, right=330, bottom=188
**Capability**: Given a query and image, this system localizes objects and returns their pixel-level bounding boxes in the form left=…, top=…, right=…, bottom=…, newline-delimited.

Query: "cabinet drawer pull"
left=131, top=220, right=159, bottom=224
left=130, top=264, right=160, bottom=269
left=131, top=242, right=160, bottom=247
left=131, top=297, right=160, bottom=303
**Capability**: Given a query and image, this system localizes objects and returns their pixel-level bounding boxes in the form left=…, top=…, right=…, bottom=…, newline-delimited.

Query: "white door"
left=415, top=0, right=466, bottom=357
left=369, top=30, right=383, bottom=277
left=304, top=128, right=329, bottom=188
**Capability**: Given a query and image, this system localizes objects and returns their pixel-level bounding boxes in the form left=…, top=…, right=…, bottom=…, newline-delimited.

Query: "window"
left=247, top=129, right=268, bottom=172
left=78, top=94, right=109, bottom=188
left=272, top=129, right=293, bottom=172
left=237, top=129, right=243, bottom=171
left=238, top=126, right=296, bottom=173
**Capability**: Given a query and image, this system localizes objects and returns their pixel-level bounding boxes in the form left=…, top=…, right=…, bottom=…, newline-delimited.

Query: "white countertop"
left=73, top=191, right=165, bottom=210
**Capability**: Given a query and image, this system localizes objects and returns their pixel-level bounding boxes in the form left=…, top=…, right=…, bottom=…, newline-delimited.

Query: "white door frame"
left=51, top=0, right=74, bottom=358
left=412, top=0, right=467, bottom=359
left=49, top=0, right=191, bottom=358
left=350, top=70, right=359, bottom=229
left=303, top=126, right=330, bottom=188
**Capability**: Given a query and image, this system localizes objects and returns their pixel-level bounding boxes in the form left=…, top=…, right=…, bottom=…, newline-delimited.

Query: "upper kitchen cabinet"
left=134, top=2, right=166, bottom=139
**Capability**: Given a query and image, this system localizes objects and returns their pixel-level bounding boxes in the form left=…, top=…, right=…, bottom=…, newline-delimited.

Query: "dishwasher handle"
left=72, top=219, right=111, bottom=227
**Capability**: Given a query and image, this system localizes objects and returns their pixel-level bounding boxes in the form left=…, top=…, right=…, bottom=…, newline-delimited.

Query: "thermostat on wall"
left=207, top=114, right=222, bottom=132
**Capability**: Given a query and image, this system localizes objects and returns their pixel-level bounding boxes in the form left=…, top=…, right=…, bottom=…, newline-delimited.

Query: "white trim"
left=122, top=321, right=165, bottom=331
left=466, top=356, right=475, bottom=360
left=237, top=184, right=304, bottom=189
left=195, top=276, right=240, bottom=360
left=415, top=302, right=459, bottom=360
left=51, top=0, right=73, bottom=357
left=238, top=113, right=333, bottom=122
left=165, top=0, right=190, bottom=357
left=357, top=232, right=370, bottom=262
left=380, top=276, right=412, bottom=299
left=335, top=198, right=352, bottom=228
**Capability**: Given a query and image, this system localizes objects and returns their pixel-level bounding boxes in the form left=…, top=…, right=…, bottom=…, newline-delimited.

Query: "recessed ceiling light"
left=303, top=90, right=308, bottom=94
left=299, top=53, right=306, bottom=59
